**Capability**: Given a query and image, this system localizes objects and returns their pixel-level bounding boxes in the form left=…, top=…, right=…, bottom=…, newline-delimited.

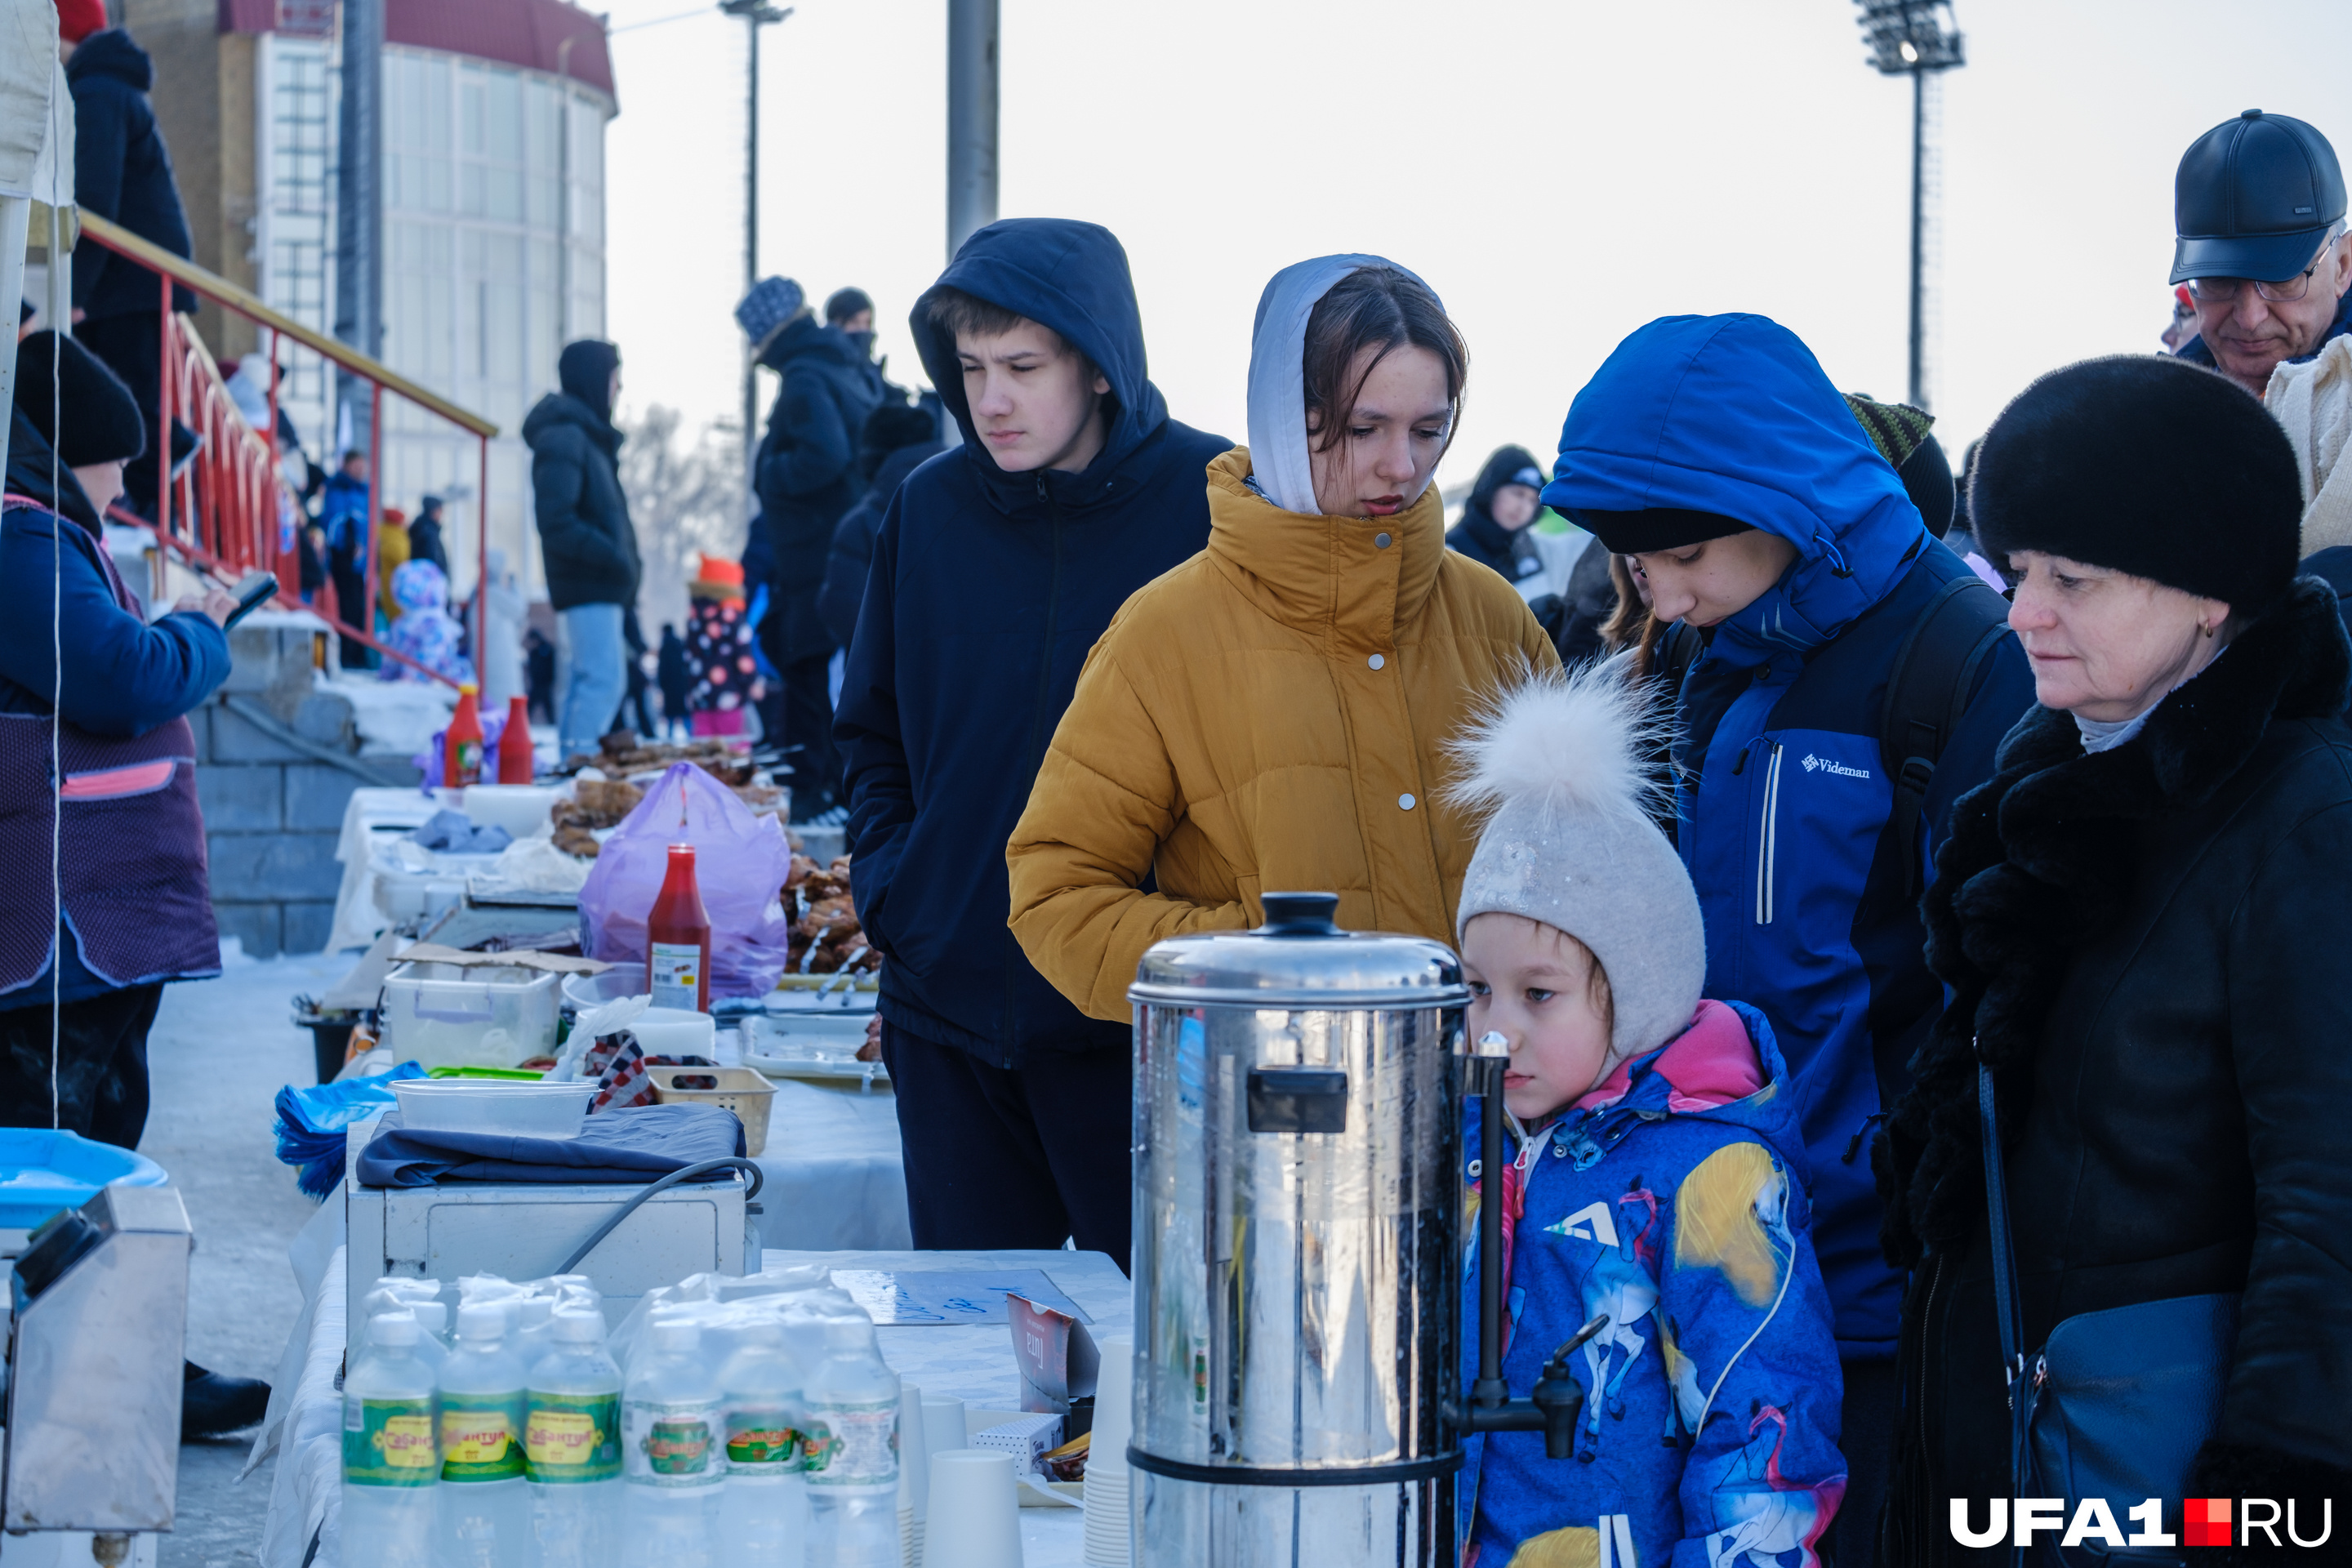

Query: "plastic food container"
left=389, top=1078, right=596, bottom=1138
left=644, top=1065, right=777, bottom=1156
left=462, top=784, right=564, bottom=839
left=0, top=1129, right=169, bottom=1232
left=631, top=1007, right=717, bottom=1059
left=381, top=961, right=561, bottom=1069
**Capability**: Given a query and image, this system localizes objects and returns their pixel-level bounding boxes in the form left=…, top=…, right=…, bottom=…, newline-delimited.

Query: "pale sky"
left=600, top=0, right=2352, bottom=498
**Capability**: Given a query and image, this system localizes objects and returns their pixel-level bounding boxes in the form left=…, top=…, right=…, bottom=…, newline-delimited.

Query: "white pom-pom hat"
left=1445, top=657, right=1705, bottom=1064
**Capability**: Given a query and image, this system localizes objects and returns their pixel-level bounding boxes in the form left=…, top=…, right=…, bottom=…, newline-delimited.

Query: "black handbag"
left=1979, top=1062, right=2238, bottom=1566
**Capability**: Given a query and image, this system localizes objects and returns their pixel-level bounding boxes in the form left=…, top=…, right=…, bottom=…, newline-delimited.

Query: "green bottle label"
left=802, top=1398, right=898, bottom=1490
left=624, top=1397, right=720, bottom=1488
left=525, top=1392, right=623, bottom=1483
left=439, top=1392, right=527, bottom=1481
left=724, top=1407, right=804, bottom=1473
left=344, top=1396, right=439, bottom=1486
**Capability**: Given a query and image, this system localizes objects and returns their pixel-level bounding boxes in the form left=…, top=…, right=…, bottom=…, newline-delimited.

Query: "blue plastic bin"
left=0, top=1129, right=168, bottom=1231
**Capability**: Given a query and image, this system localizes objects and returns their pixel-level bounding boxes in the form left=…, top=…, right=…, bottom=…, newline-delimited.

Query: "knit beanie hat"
left=1971, top=355, right=2302, bottom=615
left=734, top=277, right=805, bottom=351
left=1568, top=506, right=1750, bottom=556
left=1447, top=662, right=1704, bottom=1065
left=14, top=331, right=146, bottom=466
left=55, top=0, right=106, bottom=45
left=824, top=287, right=874, bottom=325
left=1845, top=394, right=1955, bottom=537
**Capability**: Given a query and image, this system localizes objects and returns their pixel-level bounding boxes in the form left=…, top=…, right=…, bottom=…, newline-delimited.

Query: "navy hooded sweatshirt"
left=1543, top=314, right=2036, bottom=1358
left=834, top=219, right=1229, bottom=1066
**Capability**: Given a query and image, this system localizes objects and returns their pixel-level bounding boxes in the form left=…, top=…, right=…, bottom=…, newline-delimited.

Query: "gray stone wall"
left=195, top=621, right=412, bottom=957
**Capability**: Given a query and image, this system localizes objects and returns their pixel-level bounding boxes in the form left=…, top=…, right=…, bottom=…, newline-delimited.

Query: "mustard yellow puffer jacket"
left=1006, top=446, right=1562, bottom=1023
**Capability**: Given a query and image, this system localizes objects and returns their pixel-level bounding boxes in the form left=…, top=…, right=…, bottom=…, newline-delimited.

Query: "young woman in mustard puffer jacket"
left=1005, top=256, right=1559, bottom=1022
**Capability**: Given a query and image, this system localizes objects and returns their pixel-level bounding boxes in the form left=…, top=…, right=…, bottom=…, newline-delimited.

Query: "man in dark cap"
left=524, top=340, right=642, bottom=759
left=4, top=333, right=265, bottom=1439
left=2172, top=109, right=2352, bottom=397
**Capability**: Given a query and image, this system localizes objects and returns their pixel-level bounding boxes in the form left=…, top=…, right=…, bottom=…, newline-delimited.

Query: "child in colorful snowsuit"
left=681, top=553, right=763, bottom=737
left=1450, top=662, right=1846, bottom=1568
left=378, top=559, right=472, bottom=685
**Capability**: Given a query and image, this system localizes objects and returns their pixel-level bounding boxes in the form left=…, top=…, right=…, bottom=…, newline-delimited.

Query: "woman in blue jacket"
left=1541, top=315, right=2034, bottom=1565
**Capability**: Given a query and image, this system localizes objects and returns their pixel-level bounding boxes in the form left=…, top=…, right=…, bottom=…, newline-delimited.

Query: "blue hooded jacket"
left=1541, top=315, right=2034, bottom=1357
left=1460, top=1001, right=1846, bottom=1567
left=834, top=219, right=1230, bottom=1064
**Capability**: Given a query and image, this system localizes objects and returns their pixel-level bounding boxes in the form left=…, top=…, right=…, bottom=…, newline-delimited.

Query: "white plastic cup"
left=1089, top=1335, right=1134, bottom=1476
left=919, top=1395, right=966, bottom=1479
left=920, top=1450, right=1022, bottom=1568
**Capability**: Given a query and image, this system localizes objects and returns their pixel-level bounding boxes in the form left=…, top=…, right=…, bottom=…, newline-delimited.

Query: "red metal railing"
left=78, top=212, right=498, bottom=686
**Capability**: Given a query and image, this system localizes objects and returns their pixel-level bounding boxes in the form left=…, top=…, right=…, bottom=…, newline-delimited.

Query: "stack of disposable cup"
left=1082, top=1335, right=1134, bottom=1567
left=898, top=1383, right=929, bottom=1568
left=920, top=1395, right=967, bottom=1486
left=920, top=1450, right=1022, bottom=1568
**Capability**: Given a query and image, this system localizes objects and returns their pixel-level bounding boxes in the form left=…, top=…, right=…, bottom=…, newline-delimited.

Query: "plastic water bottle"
left=436, top=1302, right=532, bottom=1568
left=621, top=1321, right=724, bottom=1567
left=718, top=1321, right=808, bottom=1566
left=343, top=1313, right=439, bottom=1568
left=526, top=1309, right=624, bottom=1568
left=513, top=1296, right=557, bottom=1367
left=409, top=1301, right=450, bottom=1373
left=804, top=1316, right=901, bottom=1568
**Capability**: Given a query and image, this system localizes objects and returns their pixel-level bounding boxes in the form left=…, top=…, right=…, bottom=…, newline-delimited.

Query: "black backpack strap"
left=1881, top=572, right=2013, bottom=898
left=1657, top=619, right=1704, bottom=698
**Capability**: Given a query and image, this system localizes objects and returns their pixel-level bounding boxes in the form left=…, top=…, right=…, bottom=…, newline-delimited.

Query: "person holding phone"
left=1, top=333, right=261, bottom=1437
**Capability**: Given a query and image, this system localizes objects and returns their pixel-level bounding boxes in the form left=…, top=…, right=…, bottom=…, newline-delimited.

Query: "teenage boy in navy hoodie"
left=835, top=220, right=1227, bottom=1259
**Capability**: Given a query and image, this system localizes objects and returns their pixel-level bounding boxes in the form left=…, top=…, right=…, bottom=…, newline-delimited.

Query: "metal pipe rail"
left=74, top=212, right=498, bottom=690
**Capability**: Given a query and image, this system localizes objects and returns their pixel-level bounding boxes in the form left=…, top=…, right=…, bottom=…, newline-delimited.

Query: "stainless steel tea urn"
left=1127, top=893, right=1468, bottom=1565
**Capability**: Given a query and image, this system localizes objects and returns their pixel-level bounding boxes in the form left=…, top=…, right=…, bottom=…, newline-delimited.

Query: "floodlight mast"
left=722, top=0, right=793, bottom=466
left=1855, top=1, right=1964, bottom=412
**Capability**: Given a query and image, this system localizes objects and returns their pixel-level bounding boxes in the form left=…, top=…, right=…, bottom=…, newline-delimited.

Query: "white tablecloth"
left=323, top=786, right=448, bottom=952
left=752, top=1076, right=911, bottom=1252
left=251, top=1227, right=1127, bottom=1568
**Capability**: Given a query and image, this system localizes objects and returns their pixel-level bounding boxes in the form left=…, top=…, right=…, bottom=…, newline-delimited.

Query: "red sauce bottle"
left=444, top=683, right=484, bottom=788
left=497, top=695, right=533, bottom=783
left=646, top=844, right=711, bottom=1012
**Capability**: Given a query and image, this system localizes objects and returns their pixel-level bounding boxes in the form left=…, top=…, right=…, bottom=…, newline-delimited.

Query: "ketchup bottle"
left=444, top=683, right=484, bottom=789
left=646, top=844, right=712, bottom=1012
left=497, top=694, right=533, bottom=783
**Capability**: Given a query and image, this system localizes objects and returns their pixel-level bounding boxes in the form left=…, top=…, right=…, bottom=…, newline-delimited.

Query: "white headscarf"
left=1244, top=254, right=1441, bottom=516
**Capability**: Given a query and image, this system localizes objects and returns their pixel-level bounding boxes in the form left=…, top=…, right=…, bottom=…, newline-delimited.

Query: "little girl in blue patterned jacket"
left=1448, top=662, right=1846, bottom=1568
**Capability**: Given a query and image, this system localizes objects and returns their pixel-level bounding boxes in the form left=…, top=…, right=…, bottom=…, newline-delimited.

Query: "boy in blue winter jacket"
left=1448, top=664, right=1846, bottom=1568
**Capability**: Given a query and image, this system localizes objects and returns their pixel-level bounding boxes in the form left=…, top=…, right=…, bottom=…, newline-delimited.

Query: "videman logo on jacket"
left=1798, top=753, right=1870, bottom=779
left=1952, top=1498, right=2334, bottom=1549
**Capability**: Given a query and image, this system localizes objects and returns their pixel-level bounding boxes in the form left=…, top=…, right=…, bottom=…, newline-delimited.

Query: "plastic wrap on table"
left=577, top=762, right=795, bottom=997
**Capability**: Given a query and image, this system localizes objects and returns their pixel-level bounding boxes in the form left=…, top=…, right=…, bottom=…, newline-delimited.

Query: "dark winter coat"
left=818, top=439, right=942, bottom=652
left=523, top=393, right=639, bottom=612
left=1873, top=578, right=2352, bottom=1564
left=408, top=511, right=449, bottom=577
left=1444, top=443, right=1548, bottom=590
left=835, top=217, right=1229, bottom=1067
left=755, top=317, right=884, bottom=663
left=1543, top=314, right=2038, bottom=1361
left=67, top=30, right=197, bottom=322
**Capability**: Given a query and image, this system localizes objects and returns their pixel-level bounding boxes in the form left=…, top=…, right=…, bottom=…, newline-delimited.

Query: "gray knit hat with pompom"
left=1446, top=660, right=1706, bottom=1065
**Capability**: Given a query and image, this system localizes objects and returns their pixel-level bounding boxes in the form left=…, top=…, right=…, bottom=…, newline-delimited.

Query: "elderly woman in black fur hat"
left=1874, top=354, right=2352, bottom=1562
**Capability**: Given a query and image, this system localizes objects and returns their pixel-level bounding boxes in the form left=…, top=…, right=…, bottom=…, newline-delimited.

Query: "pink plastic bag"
left=577, top=762, right=794, bottom=999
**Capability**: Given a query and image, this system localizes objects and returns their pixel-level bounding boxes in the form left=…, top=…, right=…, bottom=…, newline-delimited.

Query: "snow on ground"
left=144, top=948, right=352, bottom=1566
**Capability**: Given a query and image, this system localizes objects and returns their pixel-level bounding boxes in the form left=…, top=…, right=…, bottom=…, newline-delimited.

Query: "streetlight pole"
left=720, top=0, right=791, bottom=461
left=946, top=0, right=999, bottom=260
left=1855, top=1, right=1964, bottom=412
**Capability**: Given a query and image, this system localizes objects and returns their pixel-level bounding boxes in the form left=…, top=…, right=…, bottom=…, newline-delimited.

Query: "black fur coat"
left=1874, top=577, right=2352, bottom=1564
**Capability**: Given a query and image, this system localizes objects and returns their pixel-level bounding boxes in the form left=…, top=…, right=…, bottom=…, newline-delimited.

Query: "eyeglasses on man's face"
left=2187, top=229, right=2348, bottom=305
